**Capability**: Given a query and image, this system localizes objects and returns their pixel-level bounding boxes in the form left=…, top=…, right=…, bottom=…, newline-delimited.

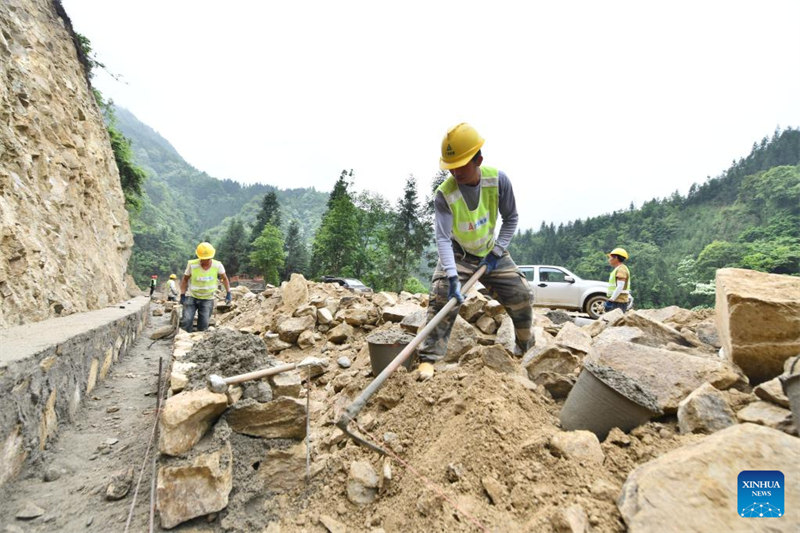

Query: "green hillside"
left=509, top=128, right=800, bottom=309
left=112, top=107, right=327, bottom=285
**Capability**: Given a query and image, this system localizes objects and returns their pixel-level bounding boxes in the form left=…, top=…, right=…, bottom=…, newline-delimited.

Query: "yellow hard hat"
left=440, top=123, right=485, bottom=170
left=196, top=242, right=215, bottom=259
left=169, top=274, right=177, bottom=279
left=608, top=247, right=629, bottom=259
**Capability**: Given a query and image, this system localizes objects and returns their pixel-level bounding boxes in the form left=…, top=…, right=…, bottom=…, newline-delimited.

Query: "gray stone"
left=347, top=461, right=379, bottom=504
left=555, top=322, right=592, bottom=354
left=269, top=372, right=302, bottom=398
left=337, top=356, right=352, bottom=369
left=754, top=377, right=791, bottom=408
left=327, top=322, right=354, bottom=344
left=242, top=381, right=273, bottom=403
left=694, top=320, right=721, bottom=348
left=585, top=341, right=747, bottom=413
left=549, top=431, right=604, bottom=465
left=618, top=424, right=800, bottom=531
left=225, top=397, right=307, bottom=439
left=105, top=467, right=134, bottom=501
left=382, top=303, right=423, bottom=323
left=277, top=315, right=316, bottom=344
left=715, top=268, right=800, bottom=383
left=400, top=310, right=427, bottom=334
left=546, top=310, right=572, bottom=325
left=476, top=315, right=498, bottom=334
left=444, top=315, right=478, bottom=362
left=677, top=382, right=736, bottom=434
left=43, top=466, right=63, bottom=482
left=495, top=315, right=516, bottom=354
left=15, top=501, right=45, bottom=519
left=737, top=401, right=796, bottom=434
left=157, top=443, right=233, bottom=528
left=537, top=372, right=575, bottom=399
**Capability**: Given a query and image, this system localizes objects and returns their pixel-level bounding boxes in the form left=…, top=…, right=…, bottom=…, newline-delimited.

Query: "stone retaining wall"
left=0, top=296, right=149, bottom=487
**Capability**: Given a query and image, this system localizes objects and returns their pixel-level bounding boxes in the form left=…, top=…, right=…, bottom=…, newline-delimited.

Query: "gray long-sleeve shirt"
left=434, top=169, right=519, bottom=277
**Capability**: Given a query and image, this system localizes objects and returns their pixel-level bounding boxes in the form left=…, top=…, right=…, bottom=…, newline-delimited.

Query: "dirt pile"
left=184, top=328, right=276, bottom=390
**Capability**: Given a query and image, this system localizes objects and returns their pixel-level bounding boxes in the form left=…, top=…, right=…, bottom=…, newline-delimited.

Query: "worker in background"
left=167, top=274, right=179, bottom=302
left=149, top=275, right=157, bottom=298
left=179, top=242, right=232, bottom=332
left=417, top=123, right=533, bottom=381
left=604, top=247, right=632, bottom=313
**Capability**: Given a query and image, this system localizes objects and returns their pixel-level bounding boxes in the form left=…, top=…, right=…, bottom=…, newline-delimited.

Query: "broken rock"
left=754, top=377, right=791, bottom=408
left=382, top=302, right=423, bottom=323
left=444, top=315, right=478, bottom=363
left=549, top=431, right=604, bottom=465
left=225, top=397, right=307, bottom=439
left=327, top=322, right=354, bottom=344
left=715, top=268, right=800, bottom=383
left=269, top=372, right=302, bottom=398
left=277, top=315, right=316, bottom=344
left=676, top=382, right=736, bottom=434
left=555, top=322, right=592, bottom=354
left=105, top=467, right=134, bottom=500
left=618, top=424, right=800, bottom=531
left=737, top=401, right=796, bottom=435
left=347, top=460, right=379, bottom=505
left=159, top=389, right=228, bottom=456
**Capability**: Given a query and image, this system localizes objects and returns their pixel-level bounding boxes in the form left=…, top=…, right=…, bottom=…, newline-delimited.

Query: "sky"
left=62, top=0, right=800, bottom=232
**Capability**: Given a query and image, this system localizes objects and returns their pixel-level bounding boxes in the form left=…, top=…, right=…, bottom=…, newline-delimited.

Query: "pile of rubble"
left=153, top=268, right=800, bottom=531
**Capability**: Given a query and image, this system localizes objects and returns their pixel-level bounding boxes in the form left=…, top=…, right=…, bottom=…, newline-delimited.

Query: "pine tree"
left=311, top=172, right=359, bottom=278
left=283, top=220, right=309, bottom=279
left=388, top=175, right=432, bottom=291
left=216, top=218, right=248, bottom=276
left=251, top=190, right=281, bottom=242
left=249, top=224, right=285, bottom=285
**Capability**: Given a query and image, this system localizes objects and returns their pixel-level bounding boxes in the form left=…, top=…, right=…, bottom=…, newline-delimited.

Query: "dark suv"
left=321, top=276, right=373, bottom=293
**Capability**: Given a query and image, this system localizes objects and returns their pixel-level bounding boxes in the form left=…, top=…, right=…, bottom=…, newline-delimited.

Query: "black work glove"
left=478, top=253, right=499, bottom=274
left=603, top=300, right=613, bottom=312
left=447, top=275, right=464, bottom=304
left=180, top=294, right=187, bottom=305
left=225, top=291, right=232, bottom=304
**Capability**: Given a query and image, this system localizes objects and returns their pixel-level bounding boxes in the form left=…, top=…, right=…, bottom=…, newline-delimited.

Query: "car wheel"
left=585, top=295, right=607, bottom=319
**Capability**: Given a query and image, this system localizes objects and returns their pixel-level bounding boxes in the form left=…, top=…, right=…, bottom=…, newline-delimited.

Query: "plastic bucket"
left=560, top=362, right=663, bottom=440
left=366, top=331, right=416, bottom=376
left=780, top=356, right=800, bottom=423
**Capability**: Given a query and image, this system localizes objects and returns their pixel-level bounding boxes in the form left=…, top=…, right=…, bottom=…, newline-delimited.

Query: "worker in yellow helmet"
left=167, top=274, right=179, bottom=302
left=417, top=123, right=533, bottom=380
left=604, top=247, right=632, bottom=313
left=179, top=242, right=232, bottom=332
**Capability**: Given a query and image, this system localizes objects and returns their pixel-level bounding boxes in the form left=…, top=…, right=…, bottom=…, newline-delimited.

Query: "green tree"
left=311, top=171, right=359, bottom=278
left=387, top=175, right=432, bottom=291
left=249, top=224, right=285, bottom=285
left=251, top=191, right=281, bottom=241
left=283, top=220, right=310, bottom=279
left=352, top=191, right=393, bottom=289
left=216, top=218, right=248, bottom=276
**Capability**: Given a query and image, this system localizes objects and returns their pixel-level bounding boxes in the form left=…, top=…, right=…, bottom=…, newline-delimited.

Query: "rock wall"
left=0, top=0, right=134, bottom=327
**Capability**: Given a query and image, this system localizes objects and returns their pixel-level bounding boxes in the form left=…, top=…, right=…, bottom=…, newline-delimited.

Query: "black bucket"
left=780, top=356, right=800, bottom=423
left=560, top=361, right=663, bottom=440
left=366, top=331, right=416, bottom=376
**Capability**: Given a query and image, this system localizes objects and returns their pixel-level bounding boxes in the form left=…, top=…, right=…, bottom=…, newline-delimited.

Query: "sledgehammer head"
left=207, top=374, right=228, bottom=394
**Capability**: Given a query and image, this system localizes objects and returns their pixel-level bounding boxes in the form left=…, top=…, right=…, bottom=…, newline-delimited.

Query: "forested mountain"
left=509, top=128, right=800, bottom=309
left=112, top=107, right=327, bottom=285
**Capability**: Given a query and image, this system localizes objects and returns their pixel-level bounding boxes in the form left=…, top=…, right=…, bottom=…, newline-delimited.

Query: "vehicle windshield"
left=344, top=279, right=365, bottom=287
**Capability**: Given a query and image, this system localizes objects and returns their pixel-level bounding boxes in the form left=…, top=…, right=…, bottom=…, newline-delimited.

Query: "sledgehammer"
left=206, top=357, right=325, bottom=393
left=336, top=265, right=487, bottom=454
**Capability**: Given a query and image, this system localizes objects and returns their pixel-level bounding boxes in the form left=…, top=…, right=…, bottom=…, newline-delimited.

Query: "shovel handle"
left=337, top=265, right=487, bottom=431
left=224, top=362, right=298, bottom=385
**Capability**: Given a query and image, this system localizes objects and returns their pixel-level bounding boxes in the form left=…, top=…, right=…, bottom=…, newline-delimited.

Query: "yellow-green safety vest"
left=187, top=259, right=221, bottom=299
left=607, top=264, right=631, bottom=301
left=437, top=166, right=499, bottom=257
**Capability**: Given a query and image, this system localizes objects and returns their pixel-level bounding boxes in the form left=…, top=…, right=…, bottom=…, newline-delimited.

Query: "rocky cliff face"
left=0, top=0, right=133, bottom=327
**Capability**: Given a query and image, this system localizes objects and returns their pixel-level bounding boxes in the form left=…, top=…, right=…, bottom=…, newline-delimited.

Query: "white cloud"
left=63, top=0, right=800, bottom=230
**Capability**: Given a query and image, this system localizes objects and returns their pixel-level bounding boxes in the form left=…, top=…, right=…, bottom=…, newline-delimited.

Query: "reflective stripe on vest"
left=188, top=259, right=221, bottom=299
left=437, top=166, right=499, bottom=257
left=607, top=264, right=631, bottom=299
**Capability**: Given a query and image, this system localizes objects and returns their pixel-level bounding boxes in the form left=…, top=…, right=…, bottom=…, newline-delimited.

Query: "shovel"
left=336, top=265, right=487, bottom=454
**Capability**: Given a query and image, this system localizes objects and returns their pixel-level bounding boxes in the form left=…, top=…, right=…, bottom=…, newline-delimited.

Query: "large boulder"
left=372, top=292, right=398, bottom=308
left=159, top=390, right=229, bottom=456
left=459, top=293, right=488, bottom=323
left=495, top=315, right=516, bottom=354
left=677, top=382, right=736, bottom=434
left=549, top=430, right=604, bottom=465
left=715, top=268, right=800, bottom=383
left=444, top=315, right=478, bottom=362
left=525, top=346, right=581, bottom=382
left=382, top=302, right=424, bottom=323
left=618, top=424, right=800, bottom=531
left=400, top=310, right=427, bottom=334
left=554, top=322, right=592, bottom=354
left=737, top=401, right=796, bottom=435
left=327, top=322, right=354, bottom=344
left=280, top=273, right=309, bottom=311
left=585, top=341, right=746, bottom=413
left=620, top=310, right=692, bottom=348
left=157, top=442, right=234, bottom=528
left=225, top=397, right=306, bottom=439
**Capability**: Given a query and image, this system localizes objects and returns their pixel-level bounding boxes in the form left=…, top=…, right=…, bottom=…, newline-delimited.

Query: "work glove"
left=447, top=275, right=464, bottom=304
left=603, top=300, right=614, bottom=312
left=225, top=291, right=232, bottom=305
left=478, top=252, right=499, bottom=274
left=180, top=294, right=187, bottom=305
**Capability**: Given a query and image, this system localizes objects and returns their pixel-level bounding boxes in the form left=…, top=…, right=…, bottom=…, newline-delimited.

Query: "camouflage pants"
left=418, top=251, right=533, bottom=362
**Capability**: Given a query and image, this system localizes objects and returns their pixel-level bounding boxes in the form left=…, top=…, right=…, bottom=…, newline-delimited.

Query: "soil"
left=184, top=328, right=276, bottom=390
left=0, top=308, right=172, bottom=532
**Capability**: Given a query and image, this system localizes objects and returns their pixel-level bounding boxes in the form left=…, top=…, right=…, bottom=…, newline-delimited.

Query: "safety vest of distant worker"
left=607, top=264, right=631, bottom=302
left=437, top=166, right=499, bottom=257
left=187, top=259, right=223, bottom=299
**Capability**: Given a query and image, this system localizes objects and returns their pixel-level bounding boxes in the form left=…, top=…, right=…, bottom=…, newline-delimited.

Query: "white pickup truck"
left=517, top=265, right=608, bottom=319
